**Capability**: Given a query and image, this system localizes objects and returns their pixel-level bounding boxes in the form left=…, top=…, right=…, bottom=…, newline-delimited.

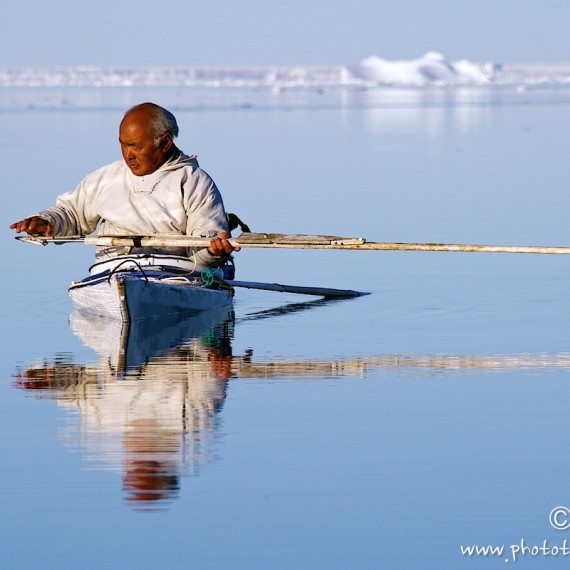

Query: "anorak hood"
left=127, top=152, right=199, bottom=194
left=161, top=152, right=199, bottom=172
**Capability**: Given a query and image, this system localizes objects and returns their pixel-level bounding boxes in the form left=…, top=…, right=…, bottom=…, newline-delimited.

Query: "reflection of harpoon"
left=231, top=353, right=570, bottom=380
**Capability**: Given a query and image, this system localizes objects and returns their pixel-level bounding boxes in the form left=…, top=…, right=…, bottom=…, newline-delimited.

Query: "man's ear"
left=161, top=134, right=173, bottom=152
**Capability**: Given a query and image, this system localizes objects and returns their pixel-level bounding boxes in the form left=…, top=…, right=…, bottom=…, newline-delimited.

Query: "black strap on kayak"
left=107, top=258, right=148, bottom=283
left=227, top=213, right=251, bottom=233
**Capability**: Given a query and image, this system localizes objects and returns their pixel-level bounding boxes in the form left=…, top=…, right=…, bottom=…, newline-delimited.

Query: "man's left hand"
left=208, top=231, right=240, bottom=256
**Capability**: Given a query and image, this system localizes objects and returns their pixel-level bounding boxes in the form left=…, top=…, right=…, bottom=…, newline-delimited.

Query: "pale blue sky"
left=1, top=0, right=569, bottom=67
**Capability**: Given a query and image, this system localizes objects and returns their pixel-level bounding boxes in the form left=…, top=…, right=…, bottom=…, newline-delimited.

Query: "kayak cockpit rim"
left=88, top=253, right=200, bottom=276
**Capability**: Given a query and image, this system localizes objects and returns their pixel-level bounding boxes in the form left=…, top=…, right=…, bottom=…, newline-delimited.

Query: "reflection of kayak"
left=68, top=254, right=234, bottom=322
left=70, top=301, right=234, bottom=371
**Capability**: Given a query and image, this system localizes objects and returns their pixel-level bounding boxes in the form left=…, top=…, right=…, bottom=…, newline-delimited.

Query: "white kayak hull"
left=68, top=255, right=234, bottom=322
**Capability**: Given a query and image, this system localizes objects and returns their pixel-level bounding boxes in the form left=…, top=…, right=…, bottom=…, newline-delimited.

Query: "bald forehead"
left=120, top=108, right=152, bottom=133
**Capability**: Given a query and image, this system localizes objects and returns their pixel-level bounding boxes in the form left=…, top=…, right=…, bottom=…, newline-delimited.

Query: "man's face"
left=119, top=112, right=172, bottom=176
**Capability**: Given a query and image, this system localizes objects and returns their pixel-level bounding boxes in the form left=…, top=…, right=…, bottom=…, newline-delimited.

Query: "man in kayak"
left=10, top=102, right=238, bottom=268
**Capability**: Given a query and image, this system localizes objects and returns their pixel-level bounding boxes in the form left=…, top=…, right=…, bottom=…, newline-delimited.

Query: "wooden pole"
left=16, top=232, right=570, bottom=255
left=87, top=233, right=570, bottom=254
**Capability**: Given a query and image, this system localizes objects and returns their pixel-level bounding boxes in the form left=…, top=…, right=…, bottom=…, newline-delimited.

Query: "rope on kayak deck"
left=200, top=268, right=220, bottom=286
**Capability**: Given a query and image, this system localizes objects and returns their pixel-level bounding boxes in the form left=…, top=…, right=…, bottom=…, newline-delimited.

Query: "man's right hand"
left=10, top=216, right=53, bottom=236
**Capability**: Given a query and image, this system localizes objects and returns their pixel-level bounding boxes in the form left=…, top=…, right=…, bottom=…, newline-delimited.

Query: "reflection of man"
left=123, top=419, right=181, bottom=505
left=14, top=314, right=234, bottom=508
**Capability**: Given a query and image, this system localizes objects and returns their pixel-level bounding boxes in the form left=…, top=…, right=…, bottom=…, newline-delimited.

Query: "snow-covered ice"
left=1, top=52, right=570, bottom=89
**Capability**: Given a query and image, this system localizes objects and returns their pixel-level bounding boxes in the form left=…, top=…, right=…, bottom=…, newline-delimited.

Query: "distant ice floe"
left=347, top=52, right=493, bottom=86
left=1, top=53, right=570, bottom=90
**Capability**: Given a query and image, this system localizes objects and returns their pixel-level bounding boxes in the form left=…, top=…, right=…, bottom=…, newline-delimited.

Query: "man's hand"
left=10, top=216, right=53, bottom=236
left=207, top=231, right=240, bottom=256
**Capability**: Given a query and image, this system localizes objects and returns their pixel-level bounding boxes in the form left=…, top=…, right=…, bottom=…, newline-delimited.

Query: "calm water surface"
left=2, top=86, right=570, bottom=569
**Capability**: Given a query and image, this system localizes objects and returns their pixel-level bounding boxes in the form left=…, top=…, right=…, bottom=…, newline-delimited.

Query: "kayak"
left=68, top=254, right=234, bottom=322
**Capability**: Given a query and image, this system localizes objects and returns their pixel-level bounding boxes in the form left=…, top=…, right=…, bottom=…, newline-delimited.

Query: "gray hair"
left=124, top=102, right=179, bottom=147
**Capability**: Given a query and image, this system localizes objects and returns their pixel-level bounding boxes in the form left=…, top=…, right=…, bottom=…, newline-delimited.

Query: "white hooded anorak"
left=36, top=152, right=229, bottom=269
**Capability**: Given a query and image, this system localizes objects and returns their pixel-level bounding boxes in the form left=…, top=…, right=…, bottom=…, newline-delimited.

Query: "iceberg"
left=347, top=52, right=492, bottom=86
